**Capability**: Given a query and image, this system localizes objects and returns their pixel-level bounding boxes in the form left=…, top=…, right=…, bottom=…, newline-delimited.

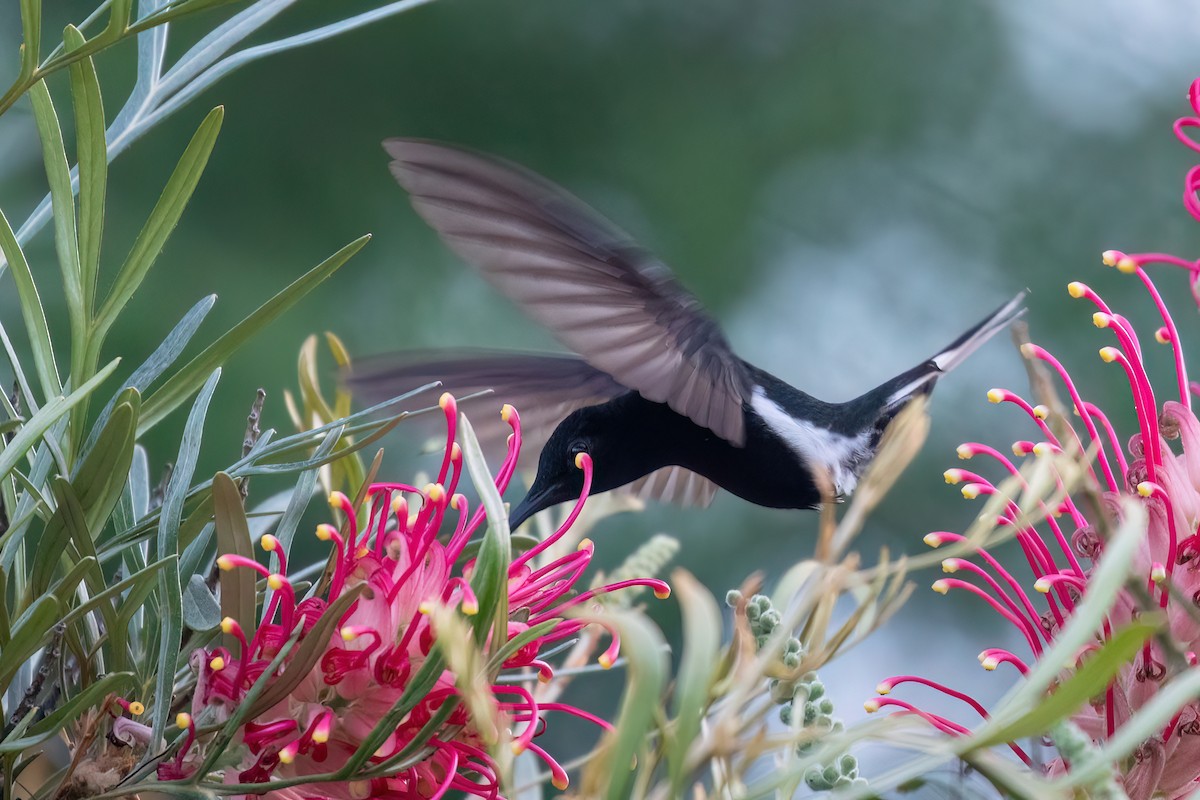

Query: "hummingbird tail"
left=929, top=290, right=1028, bottom=374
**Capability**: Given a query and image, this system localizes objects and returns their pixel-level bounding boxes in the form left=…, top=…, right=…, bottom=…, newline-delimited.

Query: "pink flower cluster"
left=115, top=394, right=668, bottom=798
left=866, top=78, right=1200, bottom=798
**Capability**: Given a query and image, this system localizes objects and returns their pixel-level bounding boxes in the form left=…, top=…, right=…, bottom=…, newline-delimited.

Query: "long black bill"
left=508, top=487, right=552, bottom=532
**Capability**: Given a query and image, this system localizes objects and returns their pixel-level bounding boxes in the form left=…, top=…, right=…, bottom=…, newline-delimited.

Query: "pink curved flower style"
left=866, top=78, right=1200, bottom=799
left=149, top=394, right=667, bottom=798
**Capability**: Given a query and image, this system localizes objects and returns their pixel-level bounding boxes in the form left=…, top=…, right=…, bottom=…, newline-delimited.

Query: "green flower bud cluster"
left=1048, top=721, right=1122, bottom=798
left=726, top=590, right=866, bottom=792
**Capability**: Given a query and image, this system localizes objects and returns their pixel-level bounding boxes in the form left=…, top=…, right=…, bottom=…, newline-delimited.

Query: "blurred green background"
left=2, top=0, right=1200, bottom=790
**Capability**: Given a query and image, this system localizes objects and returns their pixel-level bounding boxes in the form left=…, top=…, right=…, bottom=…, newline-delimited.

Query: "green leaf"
left=0, top=595, right=59, bottom=691
left=459, top=415, right=509, bottom=648
left=969, top=617, right=1160, bottom=750
left=0, top=358, right=118, bottom=492
left=667, top=569, right=721, bottom=794
left=138, top=234, right=370, bottom=435
left=18, top=0, right=41, bottom=80
left=94, top=107, right=223, bottom=342
left=0, top=209, right=60, bottom=400
left=148, top=368, right=218, bottom=746
left=578, top=608, right=669, bottom=800
left=73, top=392, right=139, bottom=537
left=247, top=584, right=367, bottom=717
left=213, top=471, right=255, bottom=642
left=29, top=80, right=85, bottom=370
left=0, top=672, right=136, bottom=754
left=182, top=574, right=220, bottom=631
left=65, top=25, right=106, bottom=314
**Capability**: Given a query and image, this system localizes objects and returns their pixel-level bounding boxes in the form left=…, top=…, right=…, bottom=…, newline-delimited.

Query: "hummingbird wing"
left=349, top=349, right=720, bottom=507
left=383, top=139, right=753, bottom=446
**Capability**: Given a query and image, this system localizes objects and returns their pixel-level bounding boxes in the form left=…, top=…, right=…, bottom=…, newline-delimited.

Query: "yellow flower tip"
left=598, top=653, right=615, bottom=669
left=1019, top=342, right=1037, bottom=358
left=438, top=391, right=453, bottom=410
left=267, top=574, right=284, bottom=591
left=960, top=484, right=981, bottom=500
left=1156, top=328, right=1171, bottom=345
left=500, top=403, right=516, bottom=423
left=1092, top=311, right=1111, bottom=329
left=941, top=558, right=960, bottom=574
left=128, top=701, right=145, bottom=716
left=209, top=655, right=226, bottom=671
left=976, top=651, right=988, bottom=663
left=956, top=444, right=973, bottom=460
left=427, top=483, right=446, bottom=504
left=654, top=586, right=672, bottom=600
left=316, top=523, right=336, bottom=541
left=216, top=555, right=235, bottom=571
left=943, top=469, right=963, bottom=485
left=327, top=491, right=350, bottom=510
left=312, top=729, right=329, bottom=745
left=340, top=627, right=356, bottom=642
left=551, top=776, right=570, bottom=791
left=1067, top=281, right=1087, bottom=299
left=260, top=534, right=277, bottom=552
left=418, top=601, right=433, bottom=615
left=538, top=671, right=553, bottom=684
left=1011, top=442, right=1027, bottom=457
left=220, top=617, right=237, bottom=634
left=931, top=579, right=950, bottom=595
left=1151, top=563, right=1167, bottom=584
left=278, top=745, right=297, bottom=765
left=512, top=741, right=527, bottom=755
left=1101, top=249, right=1120, bottom=267
left=1033, top=577, right=1051, bottom=594
left=1033, top=404, right=1049, bottom=420
left=1137, top=481, right=1155, bottom=498
left=451, top=442, right=462, bottom=461
left=863, top=699, right=881, bottom=713
left=923, top=532, right=944, bottom=548
left=574, top=451, right=588, bottom=469
left=462, top=600, right=479, bottom=616
left=390, top=496, right=406, bottom=515
left=986, top=388, right=1005, bottom=404
left=577, top=537, right=594, bottom=552
left=875, top=681, right=892, bottom=695
left=176, top=713, right=192, bottom=730
left=1098, top=346, right=1119, bottom=363
left=980, top=656, right=1000, bottom=671
left=1031, top=442, right=1050, bottom=457
left=1116, top=256, right=1139, bottom=274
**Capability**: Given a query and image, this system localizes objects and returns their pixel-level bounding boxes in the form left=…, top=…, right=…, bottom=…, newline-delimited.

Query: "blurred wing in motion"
left=348, top=349, right=719, bottom=507
left=383, top=138, right=753, bottom=446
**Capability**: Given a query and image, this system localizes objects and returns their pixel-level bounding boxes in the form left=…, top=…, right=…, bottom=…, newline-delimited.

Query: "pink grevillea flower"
left=867, top=78, right=1200, bottom=800
left=157, top=394, right=668, bottom=798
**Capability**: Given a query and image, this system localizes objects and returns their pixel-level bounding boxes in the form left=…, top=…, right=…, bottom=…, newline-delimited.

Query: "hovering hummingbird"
left=353, top=139, right=1025, bottom=530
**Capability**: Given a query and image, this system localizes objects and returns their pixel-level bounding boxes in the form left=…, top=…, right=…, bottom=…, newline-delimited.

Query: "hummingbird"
left=353, top=139, right=1025, bottom=530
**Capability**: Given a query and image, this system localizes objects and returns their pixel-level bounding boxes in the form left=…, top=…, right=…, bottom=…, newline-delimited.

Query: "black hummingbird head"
left=508, top=405, right=625, bottom=530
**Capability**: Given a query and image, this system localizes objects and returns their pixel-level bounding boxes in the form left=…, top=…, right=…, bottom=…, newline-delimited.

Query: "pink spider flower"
left=147, top=394, right=668, bottom=798
left=866, top=78, right=1200, bottom=800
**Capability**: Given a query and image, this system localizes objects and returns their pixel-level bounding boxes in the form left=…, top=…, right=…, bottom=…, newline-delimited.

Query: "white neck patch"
left=750, top=387, right=871, bottom=497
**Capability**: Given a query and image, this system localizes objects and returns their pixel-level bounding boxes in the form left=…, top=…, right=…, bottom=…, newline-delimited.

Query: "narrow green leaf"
left=148, top=368, right=219, bottom=746
left=459, top=415, right=509, bottom=648
left=102, top=0, right=134, bottom=41
left=667, top=569, right=721, bottom=794
left=139, top=234, right=371, bottom=435
left=29, top=80, right=84, bottom=363
left=0, top=209, right=60, bottom=400
left=0, top=595, right=59, bottom=690
left=65, top=25, right=106, bottom=314
left=213, top=471, right=255, bottom=642
left=58, top=556, right=171, bottom=631
left=46, top=479, right=120, bottom=653
left=73, top=394, right=139, bottom=537
left=247, top=584, right=367, bottom=717
left=970, top=617, right=1160, bottom=750
left=0, top=358, right=120, bottom=487
left=577, top=608, right=669, bottom=800
left=94, top=107, right=223, bottom=341
left=18, top=0, right=41, bottom=79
